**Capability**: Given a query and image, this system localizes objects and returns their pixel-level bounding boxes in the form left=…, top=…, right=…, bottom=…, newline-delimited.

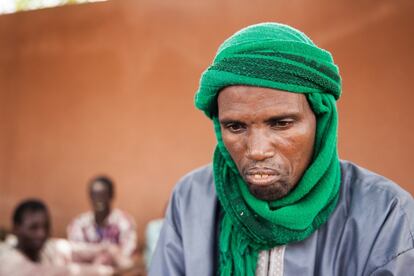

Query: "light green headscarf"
left=195, top=23, right=342, bottom=275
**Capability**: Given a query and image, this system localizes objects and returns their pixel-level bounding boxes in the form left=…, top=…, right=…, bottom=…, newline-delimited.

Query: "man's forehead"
left=91, top=181, right=107, bottom=192
left=21, top=210, right=48, bottom=225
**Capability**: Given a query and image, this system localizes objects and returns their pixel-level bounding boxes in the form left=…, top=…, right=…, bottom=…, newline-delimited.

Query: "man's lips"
left=244, top=168, right=280, bottom=186
left=31, top=239, right=45, bottom=248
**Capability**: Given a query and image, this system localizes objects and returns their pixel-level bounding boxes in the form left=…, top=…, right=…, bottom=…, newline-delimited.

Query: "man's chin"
left=247, top=182, right=290, bottom=201
left=29, top=242, right=45, bottom=252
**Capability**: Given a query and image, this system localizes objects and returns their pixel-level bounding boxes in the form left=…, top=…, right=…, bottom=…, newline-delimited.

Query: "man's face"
left=14, top=211, right=50, bottom=253
left=90, top=181, right=112, bottom=214
left=218, top=86, right=316, bottom=201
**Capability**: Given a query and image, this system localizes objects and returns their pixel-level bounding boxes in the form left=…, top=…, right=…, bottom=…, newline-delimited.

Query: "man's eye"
left=270, top=120, right=293, bottom=129
left=224, top=123, right=245, bottom=133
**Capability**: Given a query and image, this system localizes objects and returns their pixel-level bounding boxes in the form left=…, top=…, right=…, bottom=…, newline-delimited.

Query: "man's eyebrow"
left=264, top=114, right=300, bottom=123
left=219, top=118, right=244, bottom=125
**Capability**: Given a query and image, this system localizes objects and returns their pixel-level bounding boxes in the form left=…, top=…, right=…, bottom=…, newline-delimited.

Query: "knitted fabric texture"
left=194, top=23, right=342, bottom=275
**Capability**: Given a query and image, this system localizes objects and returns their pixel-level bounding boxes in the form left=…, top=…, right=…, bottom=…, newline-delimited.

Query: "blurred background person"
left=143, top=204, right=166, bottom=269
left=9, top=199, right=50, bottom=263
left=0, top=199, right=114, bottom=275
left=67, top=176, right=137, bottom=266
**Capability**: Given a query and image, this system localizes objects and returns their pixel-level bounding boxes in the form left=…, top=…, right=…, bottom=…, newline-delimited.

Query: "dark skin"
left=13, top=210, right=50, bottom=262
left=89, top=181, right=112, bottom=226
left=218, top=86, right=316, bottom=201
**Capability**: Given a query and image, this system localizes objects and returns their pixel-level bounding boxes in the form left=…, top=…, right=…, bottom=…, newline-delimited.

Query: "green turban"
left=194, top=23, right=342, bottom=275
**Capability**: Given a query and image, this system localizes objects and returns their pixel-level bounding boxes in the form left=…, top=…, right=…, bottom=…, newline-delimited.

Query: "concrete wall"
left=0, top=0, right=413, bottom=244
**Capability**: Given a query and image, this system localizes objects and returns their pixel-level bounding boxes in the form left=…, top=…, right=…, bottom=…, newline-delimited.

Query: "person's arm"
left=70, top=241, right=109, bottom=263
left=70, top=241, right=129, bottom=268
left=0, top=250, right=114, bottom=276
left=64, top=263, right=114, bottom=276
left=370, top=248, right=414, bottom=275
left=67, top=217, right=86, bottom=243
left=118, top=214, right=137, bottom=257
left=363, top=189, right=414, bottom=276
left=40, top=262, right=114, bottom=276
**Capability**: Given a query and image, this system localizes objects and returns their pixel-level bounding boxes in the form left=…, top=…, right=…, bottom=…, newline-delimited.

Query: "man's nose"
left=246, top=129, right=275, bottom=161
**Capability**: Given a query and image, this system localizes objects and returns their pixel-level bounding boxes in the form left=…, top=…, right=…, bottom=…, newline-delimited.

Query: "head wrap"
left=195, top=23, right=342, bottom=275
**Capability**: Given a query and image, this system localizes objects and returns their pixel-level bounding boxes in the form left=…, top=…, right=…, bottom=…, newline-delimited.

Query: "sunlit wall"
left=0, top=0, right=413, bottom=243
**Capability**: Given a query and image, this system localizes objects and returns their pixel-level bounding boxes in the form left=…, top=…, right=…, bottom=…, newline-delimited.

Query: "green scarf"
left=194, top=23, right=342, bottom=275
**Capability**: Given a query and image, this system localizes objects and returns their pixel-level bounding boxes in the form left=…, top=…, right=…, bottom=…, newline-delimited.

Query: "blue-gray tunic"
left=149, top=161, right=414, bottom=275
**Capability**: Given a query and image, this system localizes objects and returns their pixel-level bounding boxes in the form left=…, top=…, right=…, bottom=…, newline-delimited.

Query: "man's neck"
left=94, top=209, right=111, bottom=227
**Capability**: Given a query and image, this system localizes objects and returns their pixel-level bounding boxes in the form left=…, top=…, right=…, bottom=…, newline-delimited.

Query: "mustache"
left=241, top=161, right=285, bottom=175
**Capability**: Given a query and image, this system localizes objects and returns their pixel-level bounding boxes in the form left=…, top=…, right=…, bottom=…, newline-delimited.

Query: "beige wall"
left=0, top=0, right=413, bottom=244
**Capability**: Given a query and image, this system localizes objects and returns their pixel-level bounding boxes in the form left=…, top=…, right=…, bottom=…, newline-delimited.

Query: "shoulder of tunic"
left=172, top=163, right=214, bottom=197
left=340, top=160, right=413, bottom=220
left=339, top=160, right=414, bottom=270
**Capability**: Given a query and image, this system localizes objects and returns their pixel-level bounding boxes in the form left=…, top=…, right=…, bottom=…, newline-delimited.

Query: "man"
left=10, top=199, right=51, bottom=264
left=144, top=204, right=166, bottom=269
left=67, top=176, right=137, bottom=259
left=149, top=23, right=414, bottom=275
left=0, top=199, right=114, bottom=275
